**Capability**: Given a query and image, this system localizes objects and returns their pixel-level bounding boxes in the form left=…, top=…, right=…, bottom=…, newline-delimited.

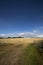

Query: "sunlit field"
left=0, top=38, right=43, bottom=65
left=0, top=38, right=43, bottom=45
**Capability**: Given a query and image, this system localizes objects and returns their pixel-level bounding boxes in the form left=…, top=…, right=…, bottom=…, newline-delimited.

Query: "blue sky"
left=0, top=0, right=43, bottom=37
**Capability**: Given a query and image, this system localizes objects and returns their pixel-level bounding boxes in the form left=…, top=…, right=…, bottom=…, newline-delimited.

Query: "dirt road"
left=0, top=44, right=23, bottom=65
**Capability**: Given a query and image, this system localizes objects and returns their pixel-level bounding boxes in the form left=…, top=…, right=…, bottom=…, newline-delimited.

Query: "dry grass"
left=0, top=38, right=43, bottom=65
left=0, top=38, right=43, bottom=45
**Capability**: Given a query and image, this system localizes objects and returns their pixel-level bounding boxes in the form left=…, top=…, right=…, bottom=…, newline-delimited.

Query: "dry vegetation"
left=0, top=38, right=43, bottom=65
left=0, top=38, right=43, bottom=45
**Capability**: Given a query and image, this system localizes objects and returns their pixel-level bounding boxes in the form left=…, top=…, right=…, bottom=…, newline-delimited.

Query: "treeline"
left=7, top=36, right=24, bottom=38
left=0, top=36, right=24, bottom=39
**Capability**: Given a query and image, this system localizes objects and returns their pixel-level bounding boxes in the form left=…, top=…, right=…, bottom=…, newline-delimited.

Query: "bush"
left=37, top=40, right=43, bottom=53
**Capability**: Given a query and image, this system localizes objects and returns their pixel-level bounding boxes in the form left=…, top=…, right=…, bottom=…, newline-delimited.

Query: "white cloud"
left=18, top=32, right=43, bottom=38
left=0, top=34, right=5, bottom=37
left=37, top=35, right=43, bottom=38
left=18, top=33, right=25, bottom=36
left=33, top=30, right=37, bottom=33
left=18, top=32, right=37, bottom=38
left=0, top=31, right=43, bottom=38
left=0, top=33, right=15, bottom=38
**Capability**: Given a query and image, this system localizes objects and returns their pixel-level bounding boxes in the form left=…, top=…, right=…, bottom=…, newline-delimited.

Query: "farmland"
left=0, top=38, right=43, bottom=65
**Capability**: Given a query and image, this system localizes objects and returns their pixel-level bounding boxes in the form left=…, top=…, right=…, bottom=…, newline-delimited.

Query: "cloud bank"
left=0, top=31, right=43, bottom=38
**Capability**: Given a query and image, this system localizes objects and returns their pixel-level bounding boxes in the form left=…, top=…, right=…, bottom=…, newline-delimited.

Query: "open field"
left=0, top=38, right=43, bottom=65
left=0, top=38, right=43, bottom=45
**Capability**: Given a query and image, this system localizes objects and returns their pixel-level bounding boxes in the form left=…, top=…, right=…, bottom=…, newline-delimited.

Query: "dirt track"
left=0, top=44, right=23, bottom=65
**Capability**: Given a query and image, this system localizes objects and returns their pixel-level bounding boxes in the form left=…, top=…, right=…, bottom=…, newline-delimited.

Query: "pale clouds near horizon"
left=0, top=28, right=43, bottom=38
left=0, top=30, right=43, bottom=38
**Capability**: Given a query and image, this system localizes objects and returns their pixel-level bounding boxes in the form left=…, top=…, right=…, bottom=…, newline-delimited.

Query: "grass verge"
left=22, top=41, right=43, bottom=65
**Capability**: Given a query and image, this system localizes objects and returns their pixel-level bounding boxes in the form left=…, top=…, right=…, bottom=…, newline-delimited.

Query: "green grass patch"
left=22, top=41, right=43, bottom=65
